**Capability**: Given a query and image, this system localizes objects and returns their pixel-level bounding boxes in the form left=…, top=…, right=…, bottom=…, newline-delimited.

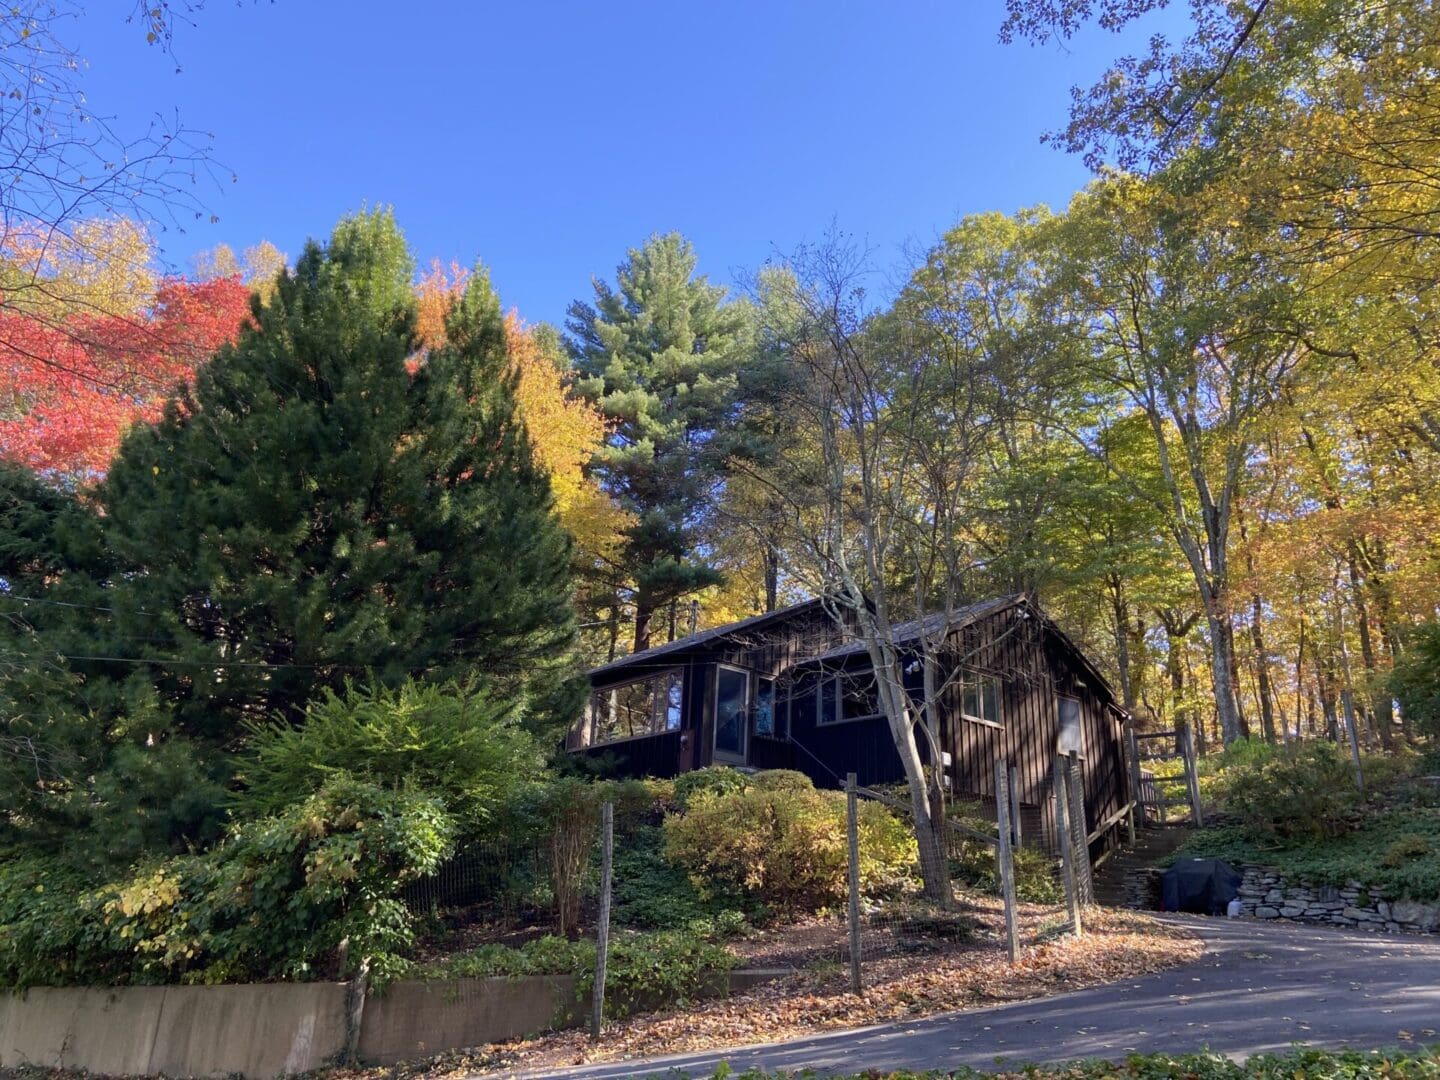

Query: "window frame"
left=960, top=669, right=1004, bottom=729
left=713, top=663, right=751, bottom=763
left=753, top=675, right=780, bottom=738
left=1057, top=693, right=1085, bottom=756
left=583, top=668, right=685, bottom=748
left=817, top=665, right=886, bottom=727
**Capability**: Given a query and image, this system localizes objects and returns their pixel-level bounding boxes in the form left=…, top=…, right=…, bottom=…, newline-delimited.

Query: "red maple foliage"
left=0, top=277, right=253, bottom=479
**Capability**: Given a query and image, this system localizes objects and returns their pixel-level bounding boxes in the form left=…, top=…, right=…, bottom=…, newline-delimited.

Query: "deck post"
left=1125, top=726, right=1144, bottom=824
left=846, top=772, right=862, bottom=993
left=1053, top=755, right=1082, bottom=936
left=590, top=801, right=613, bottom=1039
left=1182, top=722, right=1205, bottom=827
left=995, top=762, right=1020, bottom=963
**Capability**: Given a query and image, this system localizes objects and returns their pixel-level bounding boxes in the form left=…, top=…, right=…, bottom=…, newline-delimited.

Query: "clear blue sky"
left=70, top=1, right=1183, bottom=327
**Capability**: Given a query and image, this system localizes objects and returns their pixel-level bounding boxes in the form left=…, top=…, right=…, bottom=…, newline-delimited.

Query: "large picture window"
left=961, top=671, right=1003, bottom=727
left=583, top=670, right=683, bottom=746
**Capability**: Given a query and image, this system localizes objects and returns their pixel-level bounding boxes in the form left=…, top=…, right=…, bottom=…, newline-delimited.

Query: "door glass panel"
left=715, top=668, right=749, bottom=758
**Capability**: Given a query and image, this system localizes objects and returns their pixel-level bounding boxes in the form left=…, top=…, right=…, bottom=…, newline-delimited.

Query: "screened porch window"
left=581, top=670, right=683, bottom=747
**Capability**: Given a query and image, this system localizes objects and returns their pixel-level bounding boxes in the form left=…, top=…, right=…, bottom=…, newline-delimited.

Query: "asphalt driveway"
left=516, top=917, right=1440, bottom=1079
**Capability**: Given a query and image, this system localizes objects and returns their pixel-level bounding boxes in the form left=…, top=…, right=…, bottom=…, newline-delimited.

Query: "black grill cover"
left=1161, top=857, right=1242, bottom=915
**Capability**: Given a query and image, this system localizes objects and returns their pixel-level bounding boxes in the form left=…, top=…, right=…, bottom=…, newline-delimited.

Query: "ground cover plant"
left=1171, top=746, right=1440, bottom=901
left=704, top=1047, right=1440, bottom=1080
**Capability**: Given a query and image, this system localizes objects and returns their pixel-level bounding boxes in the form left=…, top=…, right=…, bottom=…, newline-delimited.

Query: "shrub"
left=236, top=680, right=539, bottom=827
left=747, top=769, right=815, bottom=793
left=1380, top=833, right=1433, bottom=868
left=507, top=776, right=672, bottom=934
left=611, top=825, right=749, bottom=928
left=1217, top=742, right=1362, bottom=840
left=950, top=842, right=1063, bottom=904
left=663, top=786, right=916, bottom=913
left=0, top=776, right=454, bottom=989
left=399, top=927, right=735, bottom=1017
left=673, top=766, right=749, bottom=810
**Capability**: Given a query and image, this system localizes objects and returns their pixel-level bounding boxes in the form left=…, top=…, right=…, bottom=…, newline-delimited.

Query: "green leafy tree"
left=97, top=209, right=578, bottom=748
left=566, top=233, right=750, bottom=651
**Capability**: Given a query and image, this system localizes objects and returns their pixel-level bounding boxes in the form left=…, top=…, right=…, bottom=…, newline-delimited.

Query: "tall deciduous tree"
left=1044, top=176, right=1311, bottom=744
left=0, top=274, right=252, bottom=479
left=97, top=209, right=579, bottom=745
left=566, top=233, right=751, bottom=652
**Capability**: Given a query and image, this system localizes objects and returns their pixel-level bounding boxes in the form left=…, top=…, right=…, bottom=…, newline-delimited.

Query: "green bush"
left=673, top=766, right=749, bottom=810
left=663, top=785, right=916, bottom=913
left=400, top=927, right=735, bottom=1018
left=1380, top=833, right=1432, bottom=868
left=0, top=776, right=454, bottom=989
left=723, top=1046, right=1440, bottom=1080
left=747, top=769, right=815, bottom=793
left=1218, top=742, right=1362, bottom=840
left=236, top=680, right=539, bottom=827
left=949, top=842, right=1063, bottom=904
left=611, top=825, right=750, bottom=928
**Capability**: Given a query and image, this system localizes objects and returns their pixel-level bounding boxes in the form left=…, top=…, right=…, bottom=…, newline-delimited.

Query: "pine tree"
left=98, top=209, right=578, bottom=747
left=566, top=233, right=750, bottom=651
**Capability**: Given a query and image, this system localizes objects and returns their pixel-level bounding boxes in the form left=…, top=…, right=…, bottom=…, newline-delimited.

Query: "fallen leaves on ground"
left=328, top=901, right=1201, bottom=1079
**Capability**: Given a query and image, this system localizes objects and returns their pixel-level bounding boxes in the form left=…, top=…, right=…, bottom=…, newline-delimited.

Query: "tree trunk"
left=633, top=601, right=654, bottom=654
left=764, top=549, right=779, bottom=614
left=1110, top=578, right=1136, bottom=713
left=1249, top=594, right=1278, bottom=744
left=1207, top=613, right=1245, bottom=744
left=1347, top=548, right=1393, bottom=751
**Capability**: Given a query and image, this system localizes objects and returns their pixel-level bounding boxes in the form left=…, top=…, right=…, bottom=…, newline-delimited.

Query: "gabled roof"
left=805, top=594, right=1023, bottom=664
left=587, top=597, right=826, bottom=680
left=586, top=591, right=1127, bottom=717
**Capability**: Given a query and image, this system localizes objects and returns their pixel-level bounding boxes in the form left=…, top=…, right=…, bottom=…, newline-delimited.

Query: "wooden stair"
left=1091, top=824, right=1193, bottom=908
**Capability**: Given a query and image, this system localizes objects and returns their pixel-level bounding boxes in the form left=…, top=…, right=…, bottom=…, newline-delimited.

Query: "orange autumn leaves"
left=414, top=260, right=628, bottom=563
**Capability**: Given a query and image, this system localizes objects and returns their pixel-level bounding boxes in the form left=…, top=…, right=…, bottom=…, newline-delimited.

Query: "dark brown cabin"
left=567, top=594, right=1131, bottom=856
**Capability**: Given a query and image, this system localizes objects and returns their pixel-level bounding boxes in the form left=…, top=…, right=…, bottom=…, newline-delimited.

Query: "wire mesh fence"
left=372, top=764, right=1099, bottom=1047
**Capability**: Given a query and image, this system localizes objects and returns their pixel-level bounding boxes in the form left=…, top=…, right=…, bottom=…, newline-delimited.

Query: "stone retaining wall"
left=1119, top=862, right=1439, bottom=934
left=1235, top=867, right=1440, bottom=932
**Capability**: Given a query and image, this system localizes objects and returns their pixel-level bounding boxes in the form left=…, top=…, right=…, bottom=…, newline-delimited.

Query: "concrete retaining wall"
left=0, top=982, right=350, bottom=1076
left=0, top=968, right=788, bottom=1077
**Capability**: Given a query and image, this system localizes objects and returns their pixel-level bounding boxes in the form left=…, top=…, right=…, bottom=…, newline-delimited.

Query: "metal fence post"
left=846, top=772, right=862, bottom=994
left=1053, top=755, right=1081, bottom=936
left=1007, top=762, right=1022, bottom=848
left=590, top=801, right=613, bottom=1039
left=1066, top=753, right=1094, bottom=907
left=994, top=762, right=1020, bottom=963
